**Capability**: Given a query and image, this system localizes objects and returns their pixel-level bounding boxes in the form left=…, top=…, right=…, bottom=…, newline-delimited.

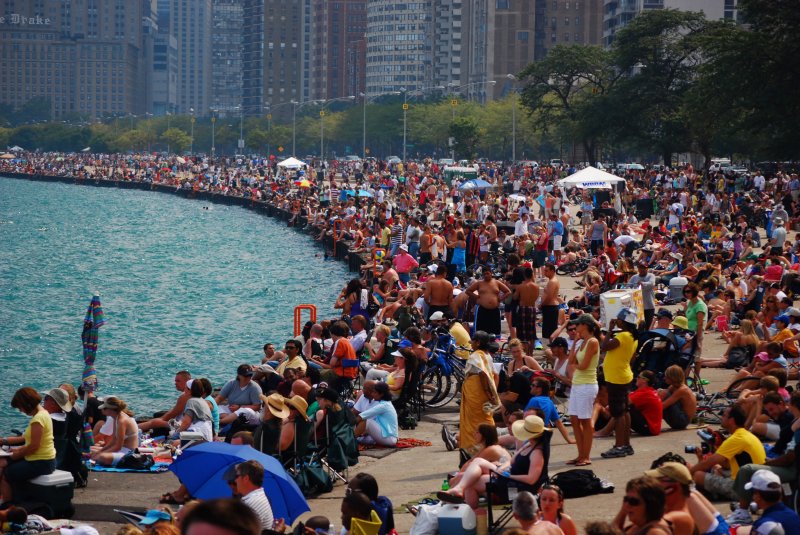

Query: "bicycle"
left=556, top=256, right=591, bottom=276
left=420, top=326, right=467, bottom=408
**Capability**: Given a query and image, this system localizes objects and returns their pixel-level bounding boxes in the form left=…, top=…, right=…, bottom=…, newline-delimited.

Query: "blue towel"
left=91, top=462, right=171, bottom=473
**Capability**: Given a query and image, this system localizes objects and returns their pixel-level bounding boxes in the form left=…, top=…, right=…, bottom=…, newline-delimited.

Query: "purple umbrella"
left=81, top=294, right=106, bottom=393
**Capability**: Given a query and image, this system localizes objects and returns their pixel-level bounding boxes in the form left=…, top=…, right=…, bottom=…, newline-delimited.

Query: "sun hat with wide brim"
left=284, top=395, right=309, bottom=421
left=511, top=415, right=551, bottom=441
left=43, top=388, right=74, bottom=413
left=262, top=393, right=290, bottom=419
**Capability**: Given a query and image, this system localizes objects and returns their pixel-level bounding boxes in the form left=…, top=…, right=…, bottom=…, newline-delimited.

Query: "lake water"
left=0, top=176, right=348, bottom=430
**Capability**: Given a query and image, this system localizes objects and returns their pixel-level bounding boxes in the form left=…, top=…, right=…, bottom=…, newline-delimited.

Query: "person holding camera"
left=688, top=404, right=765, bottom=501
left=727, top=390, right=800, bottom=526
left=737, top=469, right=800, bottom=534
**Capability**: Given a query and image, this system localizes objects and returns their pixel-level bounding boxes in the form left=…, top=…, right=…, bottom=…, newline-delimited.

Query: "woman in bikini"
left=90, top=396, right=139, bottom=467
left=538, top=484, right=577, bottom=535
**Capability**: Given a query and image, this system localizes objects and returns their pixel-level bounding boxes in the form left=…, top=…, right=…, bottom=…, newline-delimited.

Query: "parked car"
left=437, top=158, right=455, bottom=166
left=386, top=155, right=401, bottom=164
left=549, top=158, right=563, bottom=167
left=517, top=160, right=539, bottom=168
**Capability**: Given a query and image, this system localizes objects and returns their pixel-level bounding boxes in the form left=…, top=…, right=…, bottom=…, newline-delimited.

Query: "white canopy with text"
left=557, top=166, right=625, bottom=190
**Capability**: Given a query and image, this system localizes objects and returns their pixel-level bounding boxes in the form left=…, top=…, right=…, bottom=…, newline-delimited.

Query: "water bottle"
left=327, top=522, right=335, bottom=535
left=442, top=478, right=450, bottom=491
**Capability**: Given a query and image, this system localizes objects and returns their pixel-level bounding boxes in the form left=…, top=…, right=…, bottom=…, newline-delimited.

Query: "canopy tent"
left=277, top=157, right=307, bottom=169
left=557, top=166, right=625, bottom=190
left=8, top=146, right=24, bottom=152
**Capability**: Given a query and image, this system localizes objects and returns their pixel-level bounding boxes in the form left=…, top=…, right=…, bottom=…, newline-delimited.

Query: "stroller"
left=631, top=328, right=698, bottom=389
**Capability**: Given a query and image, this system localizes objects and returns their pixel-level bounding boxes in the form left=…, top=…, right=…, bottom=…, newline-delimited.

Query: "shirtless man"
left=380, top=259, right=400, bottom=289
left=658, top=365, right=696, bottom=431
left=424, top=264, right=454, bottom=320
left=540, top=263, right=561, bottom=340
left=138, top=370, right=192, bottom=434
left=514, top=266, right=541, bottom=353
left=466, top=268, right=510, bottom=338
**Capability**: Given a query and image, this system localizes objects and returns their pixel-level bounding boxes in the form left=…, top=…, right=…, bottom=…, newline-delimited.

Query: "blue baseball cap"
left=139, top=510, right=172, bottom=526
left=398, top=339, right=413, bottom=349
left=775, top=314, right=790, bottom=325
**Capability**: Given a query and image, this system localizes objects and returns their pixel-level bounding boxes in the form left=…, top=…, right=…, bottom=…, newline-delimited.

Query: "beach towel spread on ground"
left=92, top=461, right=172, bottom=473
left=358, top=438, right=432, bottom=451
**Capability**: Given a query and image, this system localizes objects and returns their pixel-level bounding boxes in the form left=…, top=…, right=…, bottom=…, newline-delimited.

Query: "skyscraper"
left=0, top=0, right=148, bottom=120
left=160, top=0, right=212, bottom=115
left=309, top=0, right=367, bottom=100
left=365, top=0, right=434, bottom=97
left=242, top=0, right=303, bottom=117
left=211, top=0, right=243, bottom=114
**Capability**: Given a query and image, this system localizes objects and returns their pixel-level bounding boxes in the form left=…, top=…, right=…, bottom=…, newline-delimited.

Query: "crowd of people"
left=3, top=152, right=800, bottom=534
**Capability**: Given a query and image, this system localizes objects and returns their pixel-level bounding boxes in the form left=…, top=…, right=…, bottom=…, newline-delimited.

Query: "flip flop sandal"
left=565, top=459, right=579, bottom=465
left=575, top=460, right=593, bottom=466
left=406, top=505, right=419, bottom=517
left=419, top=498, right=438, bottom=506
left=437, top=491, right=465, bottom=504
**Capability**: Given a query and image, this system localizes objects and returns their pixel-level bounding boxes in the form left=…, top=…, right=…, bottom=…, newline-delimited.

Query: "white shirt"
left=242, top=487, right=274, bottom=530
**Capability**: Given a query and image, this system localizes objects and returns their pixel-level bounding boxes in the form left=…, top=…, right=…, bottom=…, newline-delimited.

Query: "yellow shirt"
left=603, top=331, right=637, bottom=385
left=572, top=341, right=599, bottom=385
left=276, top=355, right=308, bottom=375
left=24, top=409, right=56, bottom=462
left=715, top=427, right=765, bottom=478
left=772, top=328, right=799, bottom=357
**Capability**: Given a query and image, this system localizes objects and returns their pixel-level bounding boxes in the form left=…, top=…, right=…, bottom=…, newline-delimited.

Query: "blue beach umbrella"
left=458, top=178, right=492, bottom=190
left=81, top=294, right=106, bottom=393
left=169, top=442, right=309, bottom=524
left=357, top=189, right=373, bottom=197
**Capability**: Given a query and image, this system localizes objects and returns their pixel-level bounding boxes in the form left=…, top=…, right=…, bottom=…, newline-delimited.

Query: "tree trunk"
left=583, top=139, right=596, bottom=166
left=662, top=150, right=672, bottom=169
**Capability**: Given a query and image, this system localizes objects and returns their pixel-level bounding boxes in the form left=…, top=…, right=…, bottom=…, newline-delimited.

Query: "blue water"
left=0, top=176, right=348, bottom=431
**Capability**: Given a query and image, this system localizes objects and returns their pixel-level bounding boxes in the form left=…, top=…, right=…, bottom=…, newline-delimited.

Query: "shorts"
left=552, top=239, right=562, bottom=252
left=703, top=514, right=730, bottom=535
left=581, top=214, right=593, bottom=225
left=515, top=305, right=537, bottom=343
left=606, top=382, right=631, bottom=418
left=568, top=383, right=598, bottom=420
left=703, top=472, right=736, bottom=500
left=764, top=422, right=781, bottom=441
left=662, top=402, right=690, bottom=430
left=111, top=447, right=133, bottom=467
left=5, top=458, right=55, bottom=484
left=533, top=250, right=547, bottom=268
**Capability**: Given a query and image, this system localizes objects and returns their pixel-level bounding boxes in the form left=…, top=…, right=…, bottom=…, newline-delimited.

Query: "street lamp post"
left=291, top=100, right=298, bottom=156
left=210, top=108, right=217, bottom=158
left=235, top=105, right=244, bottom=154
left=319, top=95, right=355, bottom=167
left=400, top=86, right=444, bottom=162
left=189, top=107, right=195, bottom=155
left=447, top=80, right=496, bottom=159
left=360, top=91, right=401, bottom=160
left=507, top=74, right=517, bottom=163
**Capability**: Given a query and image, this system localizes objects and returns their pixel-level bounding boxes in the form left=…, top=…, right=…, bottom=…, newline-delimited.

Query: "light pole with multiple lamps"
left=233, top=105, right=244, bottom=154
left=189, top=107, right=195, bottom=155
left=400, top=85, right=445, bottom=162
left=209, top=107, right=218, bottom=157
left=507, top=74, right=518, bottom=163
left=290, top=98, right=322, bottom=157
left=319, top=95, right=355, bottom=166
left=359, top=91, right=401, bottom=160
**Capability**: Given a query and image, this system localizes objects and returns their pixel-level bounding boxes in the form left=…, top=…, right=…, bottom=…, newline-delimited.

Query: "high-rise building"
left=0, top=0, right=148, bottom=120
left=309, top=1, right=367, bottom=100
left=160, top=0, right=212, bottom=115
left=603, top=0, right=739, bottom=47
left=487, top=0, right=538, bottom=101
left=242, top=0, right=303, bottom=117
left=211, top=0, right=243, bottom=115
left=365, top=0, right=434, bottom=97
left=532, top=0, right=604, bottom=60
left=152, top=0, right=178, bottom=116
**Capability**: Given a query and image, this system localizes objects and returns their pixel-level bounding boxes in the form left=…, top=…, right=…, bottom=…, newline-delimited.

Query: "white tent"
left=557, top=166, right=625, bottom=190
left=277, top=157, right=306, bottom=169
left=8, top=145, right=24, bottom=152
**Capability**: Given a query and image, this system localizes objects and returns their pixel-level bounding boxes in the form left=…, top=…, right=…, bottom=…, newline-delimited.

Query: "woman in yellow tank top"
left=0, top=387, right=56, bottom=501
left=566, top=314, right=601, bottom=466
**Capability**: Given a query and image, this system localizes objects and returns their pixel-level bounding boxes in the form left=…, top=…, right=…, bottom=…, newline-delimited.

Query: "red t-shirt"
left=629, top=387, right=663, bottom=435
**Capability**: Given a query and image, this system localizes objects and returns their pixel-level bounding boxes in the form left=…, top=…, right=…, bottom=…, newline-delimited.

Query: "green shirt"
left=685, top=299, right=708, bottom=332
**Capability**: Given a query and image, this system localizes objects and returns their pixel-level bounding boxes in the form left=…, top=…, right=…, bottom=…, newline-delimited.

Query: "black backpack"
left=549, top=469, right=614, bottom=499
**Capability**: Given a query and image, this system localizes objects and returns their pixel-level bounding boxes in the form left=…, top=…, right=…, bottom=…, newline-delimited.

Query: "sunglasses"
left=623, top=496, right=642, bottom=506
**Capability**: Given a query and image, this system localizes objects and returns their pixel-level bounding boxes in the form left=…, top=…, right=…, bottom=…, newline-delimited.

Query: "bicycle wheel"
left=421, top=367, right=451, bottom=408
left=725, top=376, right=760, bottom=399
left=696, top=404, right=726, bottom=425
left=556, top=263, right=576, bottom=276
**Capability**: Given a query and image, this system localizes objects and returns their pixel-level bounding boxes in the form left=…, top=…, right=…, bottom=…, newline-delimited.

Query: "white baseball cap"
left=744, top=469, right=781, bottom=492
left=616, top=307, right=638, bottom=326
left=429, top=311, right=446, bottom=321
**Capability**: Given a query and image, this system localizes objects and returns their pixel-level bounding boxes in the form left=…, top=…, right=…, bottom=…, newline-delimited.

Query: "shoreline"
left=1, top=171, right=369, bottom=274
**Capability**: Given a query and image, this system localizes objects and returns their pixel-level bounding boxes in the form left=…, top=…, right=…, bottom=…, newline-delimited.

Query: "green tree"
left=0, top=126, right=11, bottom=149
left=245, top=129, right=269, bottom=153
left=608, top=9, right=709, bottom=164
left=518, top=44, right=619, bottom=164
left=160, top=128, right=191, bottom=153
left=449, top=116, right=481, bottom=159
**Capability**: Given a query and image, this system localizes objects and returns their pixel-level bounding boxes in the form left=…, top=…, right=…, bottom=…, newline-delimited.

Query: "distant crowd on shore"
left=4, top=152, right=800, bottom=534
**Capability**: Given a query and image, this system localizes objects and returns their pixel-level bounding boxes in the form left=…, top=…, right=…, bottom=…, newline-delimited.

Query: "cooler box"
left=438, top=503, right=477, bottom=535
left=18, top=469, right=75, bottom=519
left=669, top=276, right=689, bottom=300
left=599, top=288, right=645, bottom=330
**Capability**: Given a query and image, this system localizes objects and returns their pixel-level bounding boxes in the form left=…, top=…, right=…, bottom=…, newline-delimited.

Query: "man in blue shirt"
left=524, top=377, right=573, bottom=444
left=746, top=469, right=800, bottom=534
left=548, top=213, right=564, bottom=264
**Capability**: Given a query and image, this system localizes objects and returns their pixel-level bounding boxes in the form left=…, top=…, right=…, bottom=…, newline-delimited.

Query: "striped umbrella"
left=81, top=294, right=106, bottom=393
